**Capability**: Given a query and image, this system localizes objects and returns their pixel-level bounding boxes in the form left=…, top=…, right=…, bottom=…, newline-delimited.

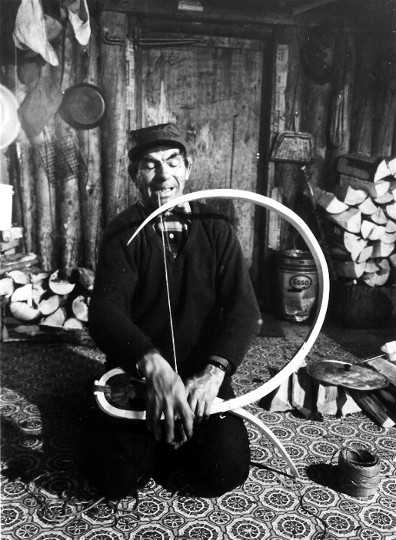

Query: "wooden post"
left=15, top=138, right=36, bottom=254
left=99, top=9, right=129, bottom=225
left=30, top=63, right=58, bottom=271
left=31, top=126, right=56, bottom=271
left=76, top=27, right=103, bottom=270
left=55, top=29, right=81, bottom=276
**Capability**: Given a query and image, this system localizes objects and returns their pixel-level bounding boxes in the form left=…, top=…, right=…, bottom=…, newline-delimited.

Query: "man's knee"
left=85, top=413, right=155, bottom=499
left=188, top=414, right=251, bottom=496
left=199, top=453, right=250, bottom=496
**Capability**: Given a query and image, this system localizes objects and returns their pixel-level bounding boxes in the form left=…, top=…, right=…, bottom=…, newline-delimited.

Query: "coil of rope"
left=338, top=447, right=381, bottom=498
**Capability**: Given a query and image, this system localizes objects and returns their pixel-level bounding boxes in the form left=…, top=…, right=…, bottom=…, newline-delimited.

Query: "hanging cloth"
left=13, top=0, right=59, bottom=66
left=63, top=0, right=91, bottom=46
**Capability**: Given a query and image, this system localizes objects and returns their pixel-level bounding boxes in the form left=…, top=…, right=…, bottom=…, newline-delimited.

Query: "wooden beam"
left=98, top=0, right=320, bottom=28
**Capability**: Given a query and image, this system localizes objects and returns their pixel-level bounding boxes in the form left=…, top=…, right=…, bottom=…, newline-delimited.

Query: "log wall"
left=1, top=6, right=395, bottom=294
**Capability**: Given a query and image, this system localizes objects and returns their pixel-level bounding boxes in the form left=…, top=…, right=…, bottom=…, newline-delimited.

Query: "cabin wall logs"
left=1, top=12, right=396, bottom=282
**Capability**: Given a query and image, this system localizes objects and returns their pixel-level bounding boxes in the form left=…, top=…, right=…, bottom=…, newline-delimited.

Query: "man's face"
left=133, top=145, right=192, bottom=208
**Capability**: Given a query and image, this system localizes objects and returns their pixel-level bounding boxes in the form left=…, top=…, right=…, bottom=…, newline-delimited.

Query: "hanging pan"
left=59, top=82, right=106, bottom=130
left=271, top=112, right=313, bottom=165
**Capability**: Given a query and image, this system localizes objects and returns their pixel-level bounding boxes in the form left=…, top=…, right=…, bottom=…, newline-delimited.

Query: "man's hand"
left=137, top=351, right=194, bottom=448
left=185, top=364, right=225, bottom=422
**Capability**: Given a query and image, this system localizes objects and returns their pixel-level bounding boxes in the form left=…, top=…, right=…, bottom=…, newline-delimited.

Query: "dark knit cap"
left=128, top=123, right=188, bottom=161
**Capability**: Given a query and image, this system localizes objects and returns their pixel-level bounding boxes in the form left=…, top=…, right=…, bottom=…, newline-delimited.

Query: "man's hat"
left=129, top=123, right=188, bottom=161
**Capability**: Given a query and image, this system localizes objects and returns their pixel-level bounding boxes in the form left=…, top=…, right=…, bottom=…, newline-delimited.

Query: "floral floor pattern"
left=1, top=323, right=396, bottom=540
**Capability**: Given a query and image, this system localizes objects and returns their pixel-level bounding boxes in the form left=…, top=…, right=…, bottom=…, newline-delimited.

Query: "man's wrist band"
left=207, top=359, right=228, bottom=373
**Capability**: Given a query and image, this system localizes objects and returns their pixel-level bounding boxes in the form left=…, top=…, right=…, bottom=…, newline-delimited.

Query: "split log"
left=361, top=259, right=390, bottom=287
left=10, top=301, right=40, bottom=322
left=374, top=157, right=396, bottom=182
left=48, top=270, right=75, bottom=295
left=11, top=284, right=33, bottom=304
left=38, top=295, right=60, bottom=316
left=370, top=207, right=388, bottom=225
left=316, top=383, right=338, bottom=415
left=343, top=232, right=371, bottom=262
left=359, top=197, right=378, bottom=216
left=41, top=307, right=67, bottom=327
left=0, top=277, right=14, bottom=296
left=385, top=220, right=396, bottom=233
left=313, top=186, right=348, bottom=214
left=291, top=366, right=316, bottom=417
left=72, top=295, right=89, bottom=322
left=371, top=241, right=395, bottom=258
left=375, top=191, right=394, bottom=205
left=365, top=260, right=379, bottom=273
left=337, top=388, right=362, bottom=416
left=7, top=270, right=30, bottom=285
left=339, top=175, right=390, bottom=199
left=385, top=203, right=396, bottom=221
left=361, top=221, right=385, bottom=241
left=32, top=283, right=46, bottom=306
left=382, top=231, right=396, bottom=244
left=334, top=184, right=367, bottom=206
left=64, top=317, right=85, bottom=330
left=325, top=208, right=361, bottom=234
left=264, top=379, right=293, bottom=412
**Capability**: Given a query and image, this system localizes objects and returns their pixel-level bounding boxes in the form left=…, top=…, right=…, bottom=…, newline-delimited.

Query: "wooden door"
left=139, top=34, right=265, bottom=267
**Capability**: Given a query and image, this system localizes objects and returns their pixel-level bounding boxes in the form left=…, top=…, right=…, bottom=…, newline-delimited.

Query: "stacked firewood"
left=313, top=155, right=396, bottom=286
left=0, top=267, right=94, bottom=333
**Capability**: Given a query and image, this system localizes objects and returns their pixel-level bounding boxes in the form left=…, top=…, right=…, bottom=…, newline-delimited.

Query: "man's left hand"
left=185, top=365, right=225, bottom=422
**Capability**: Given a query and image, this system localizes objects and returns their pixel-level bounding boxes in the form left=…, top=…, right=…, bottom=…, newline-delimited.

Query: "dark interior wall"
left=1, top=0, right=395, bottom=299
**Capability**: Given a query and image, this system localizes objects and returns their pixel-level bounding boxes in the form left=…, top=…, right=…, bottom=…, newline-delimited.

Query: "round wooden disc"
left=307, top=361, right=388, bottom=390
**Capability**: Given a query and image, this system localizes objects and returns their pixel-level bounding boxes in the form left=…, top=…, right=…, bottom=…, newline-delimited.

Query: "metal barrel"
left=277, top=249, right=319, bottom=322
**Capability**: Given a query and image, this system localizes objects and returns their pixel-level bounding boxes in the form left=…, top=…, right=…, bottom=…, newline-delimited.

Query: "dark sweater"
left=89, top=201, right=261, bottom=379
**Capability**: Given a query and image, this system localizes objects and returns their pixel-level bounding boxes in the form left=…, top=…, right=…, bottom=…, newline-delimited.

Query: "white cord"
left=157, top=194, right=178, bottom=374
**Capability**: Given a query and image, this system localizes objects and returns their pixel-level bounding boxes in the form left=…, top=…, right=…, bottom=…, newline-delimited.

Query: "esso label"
left=289, top=274, right=312, bottom=291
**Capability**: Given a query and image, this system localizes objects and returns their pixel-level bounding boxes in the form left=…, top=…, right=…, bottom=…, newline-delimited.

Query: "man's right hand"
left=136, top=351, right=194, bottom=448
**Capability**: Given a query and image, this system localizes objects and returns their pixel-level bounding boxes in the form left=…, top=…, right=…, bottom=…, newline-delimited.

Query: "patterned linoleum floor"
left=1, top=322, right=396, bottom=540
